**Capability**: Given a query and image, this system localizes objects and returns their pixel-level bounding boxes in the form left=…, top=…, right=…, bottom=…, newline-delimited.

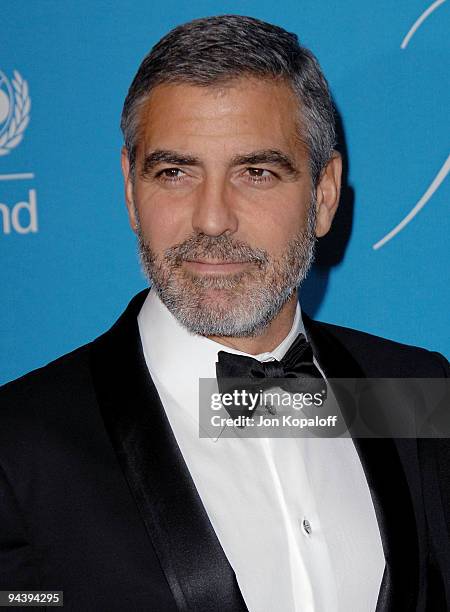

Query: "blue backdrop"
left=1, top=0, right=449, bottom=384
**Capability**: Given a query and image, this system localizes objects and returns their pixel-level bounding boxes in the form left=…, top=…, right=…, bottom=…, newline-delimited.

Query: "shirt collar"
left=138, top=288, right=306, bottom=367
left=137, top=288, right=308, bottom=440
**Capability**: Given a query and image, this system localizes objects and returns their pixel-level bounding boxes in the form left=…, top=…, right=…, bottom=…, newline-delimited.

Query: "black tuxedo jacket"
left=1, top=289, right=449, bottom=611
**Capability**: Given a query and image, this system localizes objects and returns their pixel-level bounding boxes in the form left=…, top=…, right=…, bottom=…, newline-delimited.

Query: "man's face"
left=122, top=77, right=341, bottom=337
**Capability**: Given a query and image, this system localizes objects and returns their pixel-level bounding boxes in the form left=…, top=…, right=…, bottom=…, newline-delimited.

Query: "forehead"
left=136, top=77, right=307, bottom=157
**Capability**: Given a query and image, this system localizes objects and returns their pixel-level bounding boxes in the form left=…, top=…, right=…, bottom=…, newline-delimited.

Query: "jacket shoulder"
left=310, top=318, right=449, bottom=377
left=0, top=340, right=107, bottom=484
left=0, top=343, right=96, bottom=445
left=0, top=343, right=92, bottom=400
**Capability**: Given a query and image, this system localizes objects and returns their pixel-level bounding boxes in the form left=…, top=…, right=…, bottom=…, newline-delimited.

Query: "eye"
left=244, top=168, right=275, bottom=183
left=156, top=168, right=186, bottom=182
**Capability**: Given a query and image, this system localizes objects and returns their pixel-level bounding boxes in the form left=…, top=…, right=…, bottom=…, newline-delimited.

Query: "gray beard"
left=135, top=200, right=317, bottom=338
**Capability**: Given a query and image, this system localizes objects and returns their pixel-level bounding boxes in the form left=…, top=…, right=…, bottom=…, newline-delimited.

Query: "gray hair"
left=120, top=15, right=336, bottom=185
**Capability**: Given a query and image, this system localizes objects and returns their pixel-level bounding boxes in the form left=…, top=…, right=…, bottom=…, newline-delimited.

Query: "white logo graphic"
left=0, top=70, right=31, bottom=156
left=400, top=0, right=447, bottom=49
left=373, top=0, right=448, bottom=250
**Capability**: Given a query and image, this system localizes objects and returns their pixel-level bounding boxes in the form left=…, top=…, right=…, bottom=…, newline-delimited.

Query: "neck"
left=207, top=291, right=298, bottom=355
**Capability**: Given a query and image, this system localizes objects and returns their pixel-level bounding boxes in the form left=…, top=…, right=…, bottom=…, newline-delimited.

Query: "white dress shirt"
left=138, top=289, right=385, bottom=611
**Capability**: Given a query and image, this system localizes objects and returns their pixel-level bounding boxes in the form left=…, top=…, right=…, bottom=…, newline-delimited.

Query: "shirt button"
left=265, top=401, right=277, bottom=415
left=302, top=519, right=312, bottom=536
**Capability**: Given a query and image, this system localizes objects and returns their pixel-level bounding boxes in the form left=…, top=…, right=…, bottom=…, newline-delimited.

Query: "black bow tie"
left=215, top=333, right=327, bottom=419
left=217, top=333, right=322, bottom=382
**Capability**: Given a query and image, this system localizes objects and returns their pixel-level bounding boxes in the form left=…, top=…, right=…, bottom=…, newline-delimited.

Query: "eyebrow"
left=141, top=150, right=201, bottom=177
left=230, top=150, right=301, bottom=179
left=141, top=148, right=301, bottom=179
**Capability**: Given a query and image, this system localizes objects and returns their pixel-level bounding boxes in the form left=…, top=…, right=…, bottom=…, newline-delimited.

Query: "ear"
left=315, top=151, right=342, bottom=238
left=121, top=146, right=137, bottom=233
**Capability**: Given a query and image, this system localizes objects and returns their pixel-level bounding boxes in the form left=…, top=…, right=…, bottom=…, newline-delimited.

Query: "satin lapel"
left=89, top=290, right=248, bottom=612
left=303, top=313, right=421, bottom=611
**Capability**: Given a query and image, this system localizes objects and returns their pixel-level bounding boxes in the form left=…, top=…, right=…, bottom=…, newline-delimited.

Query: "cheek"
left=242, top=195, right=310, bottom=255
left=136, top=193, right=192, bottom=252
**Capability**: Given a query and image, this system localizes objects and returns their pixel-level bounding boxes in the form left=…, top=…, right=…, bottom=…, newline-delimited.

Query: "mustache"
left=163, top=233, right=269, bottom=266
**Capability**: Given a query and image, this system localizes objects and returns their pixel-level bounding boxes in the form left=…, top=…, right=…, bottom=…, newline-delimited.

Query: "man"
left=0, top=15, right=449, bottom=612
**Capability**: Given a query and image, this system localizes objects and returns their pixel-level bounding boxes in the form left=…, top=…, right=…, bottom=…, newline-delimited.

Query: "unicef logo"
left=0, top=70, right=31, bottom=156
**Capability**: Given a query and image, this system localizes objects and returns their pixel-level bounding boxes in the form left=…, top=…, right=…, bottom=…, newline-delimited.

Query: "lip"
left=182, top=260, right=250, bottom=274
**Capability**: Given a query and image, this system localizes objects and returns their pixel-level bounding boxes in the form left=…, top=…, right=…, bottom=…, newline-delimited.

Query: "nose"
left=191, top=176, right=238, bottom=237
